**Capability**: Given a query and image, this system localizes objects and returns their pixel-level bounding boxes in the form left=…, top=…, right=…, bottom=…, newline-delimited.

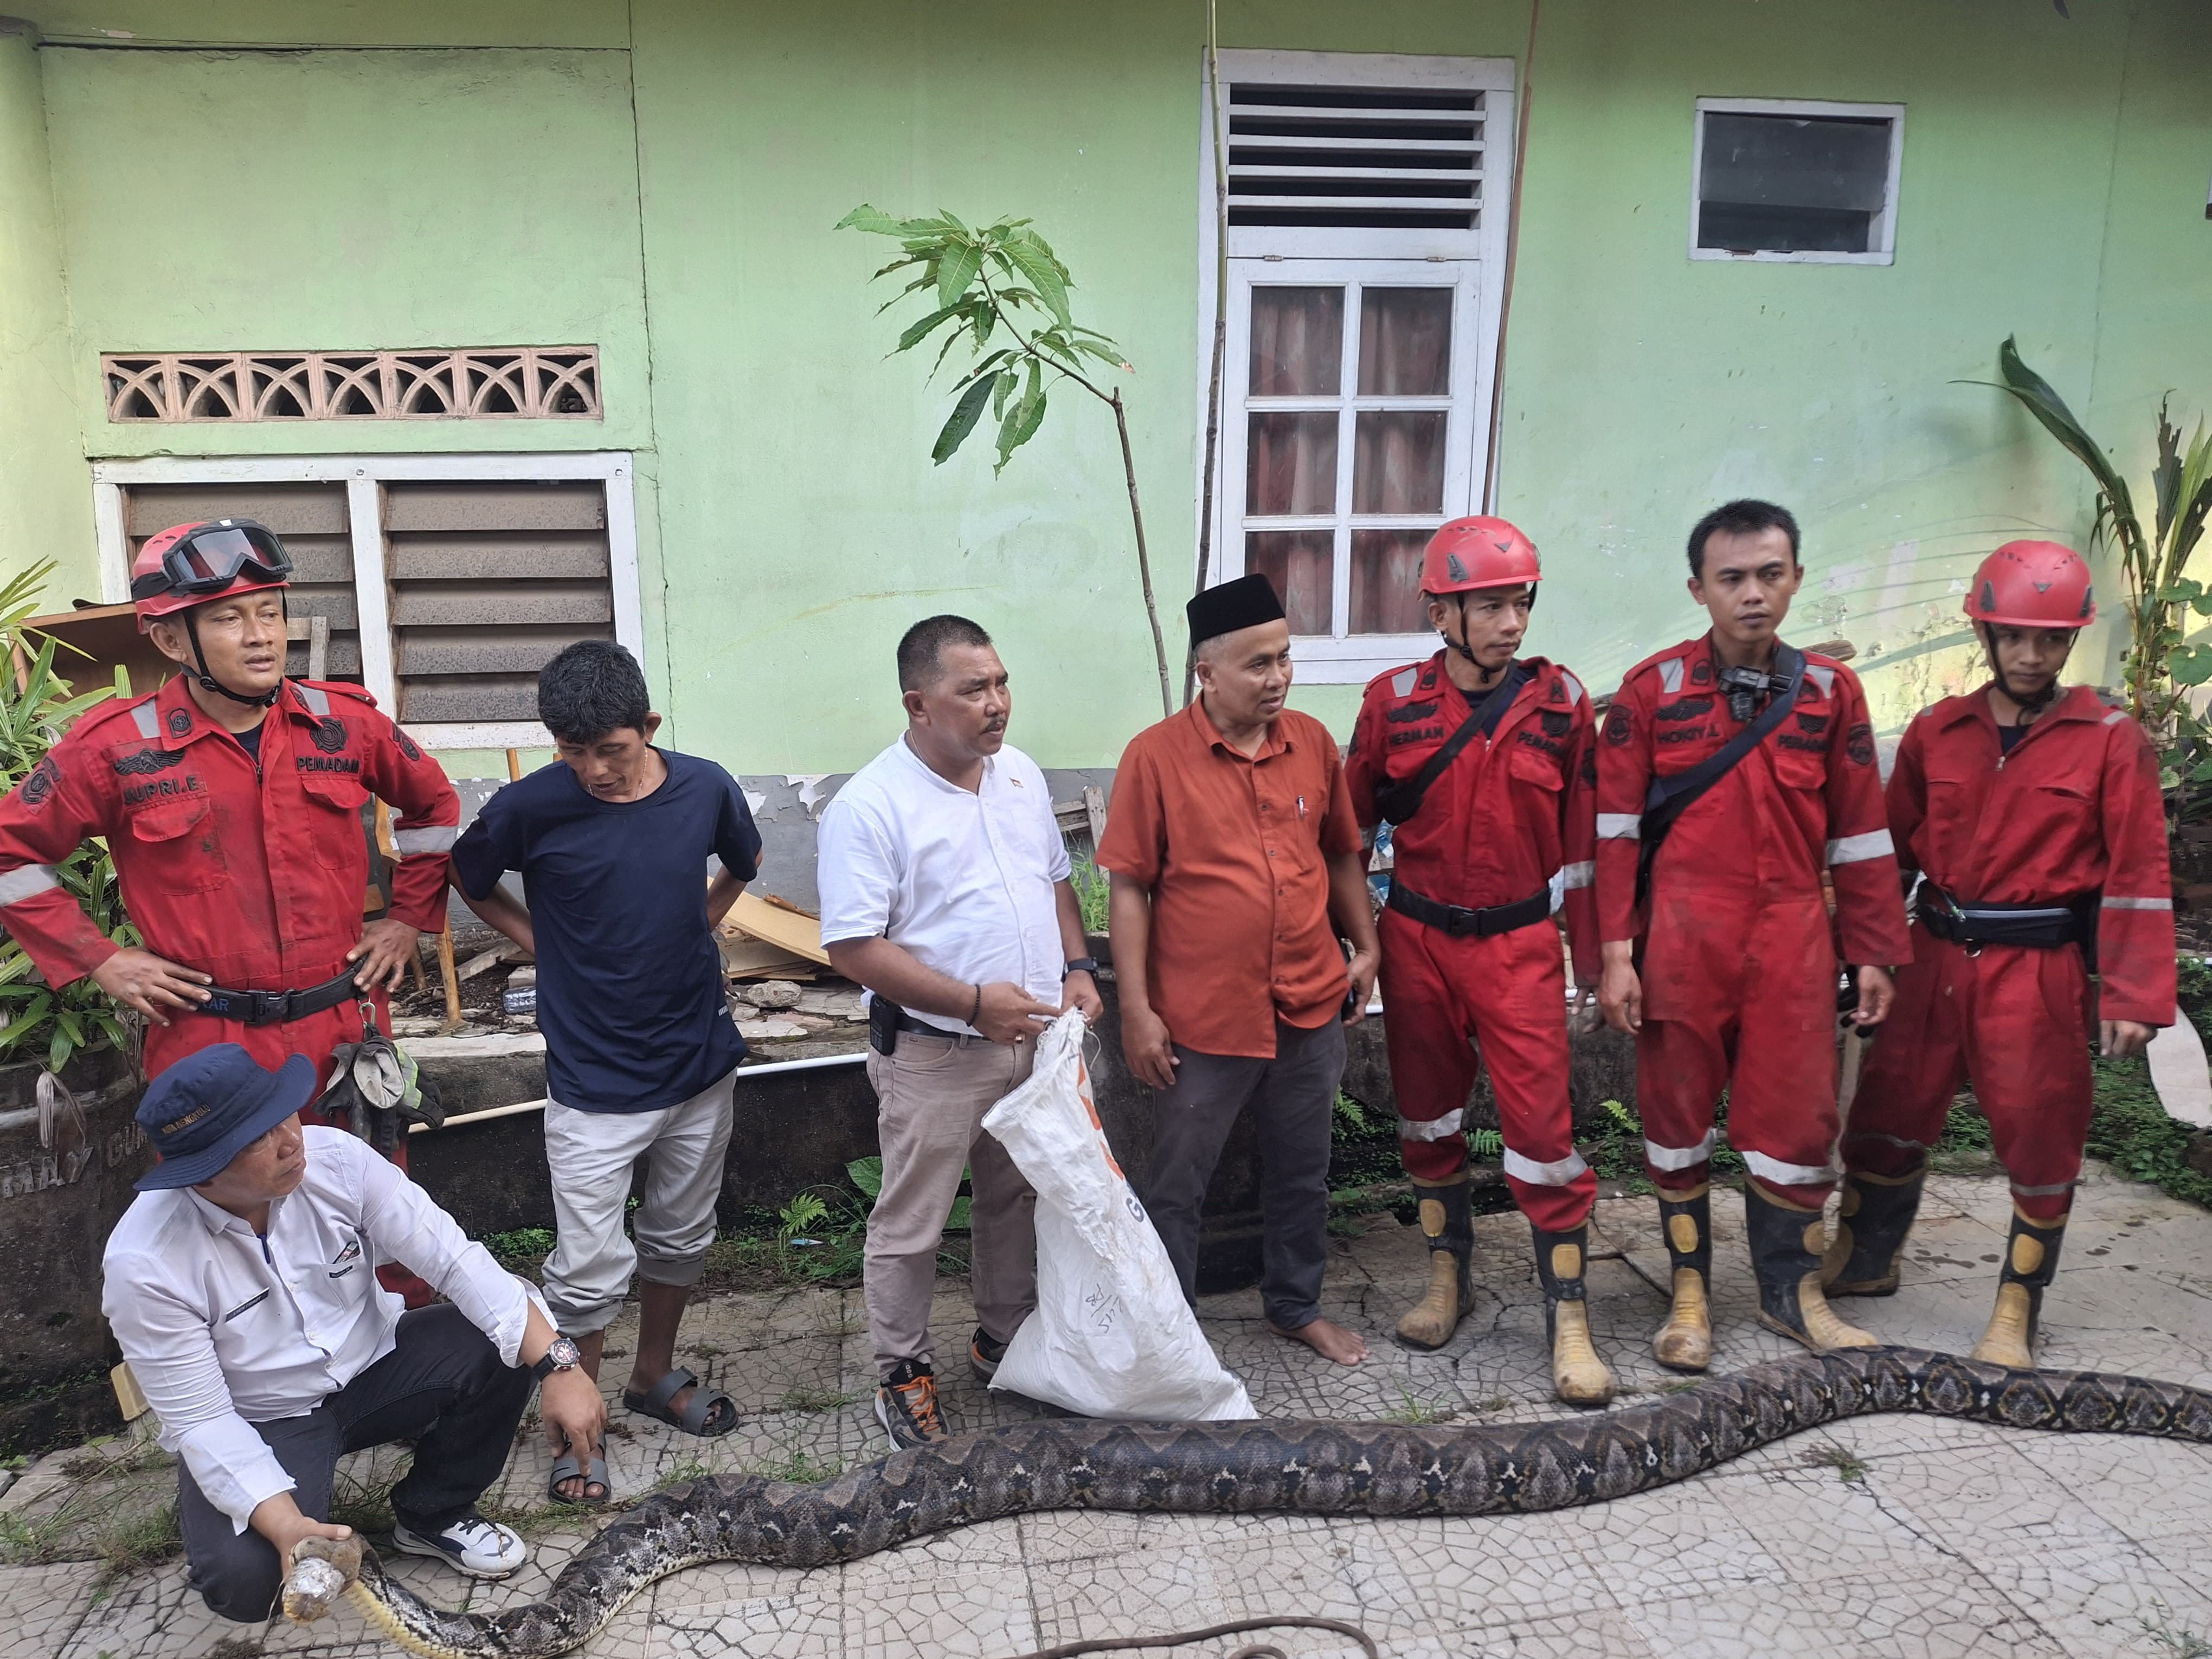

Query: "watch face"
left=549, top=1336, right=581, bottom=1368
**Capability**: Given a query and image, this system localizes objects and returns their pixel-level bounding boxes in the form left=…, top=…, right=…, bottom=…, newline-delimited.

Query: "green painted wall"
left=3, top=0, right=2207, bottom=771
left=0, top=28, right=95, bottom=590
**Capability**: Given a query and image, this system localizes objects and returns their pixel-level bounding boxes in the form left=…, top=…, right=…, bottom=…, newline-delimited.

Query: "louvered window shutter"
left=1227, top=83, right=1483, bottom=232
left=382, top=480, right=615, bottom=724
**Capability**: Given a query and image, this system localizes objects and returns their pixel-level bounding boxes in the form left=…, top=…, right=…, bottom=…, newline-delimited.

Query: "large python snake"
left=282, top=1346, right=2212, bottom=1658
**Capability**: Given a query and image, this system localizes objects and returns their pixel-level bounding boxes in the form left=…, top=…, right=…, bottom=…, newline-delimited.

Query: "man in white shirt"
left=818, top=615, right=1102, bottom=1447
left=102, top=1044, right=605, bottom=1623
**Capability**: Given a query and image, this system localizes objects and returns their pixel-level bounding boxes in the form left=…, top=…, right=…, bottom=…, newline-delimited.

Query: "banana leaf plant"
left=1979, top=338, right=2212, bottom=807
left=837, top=207, right=1173, bottom=717
left=0, top=561, right=138, bottom=1072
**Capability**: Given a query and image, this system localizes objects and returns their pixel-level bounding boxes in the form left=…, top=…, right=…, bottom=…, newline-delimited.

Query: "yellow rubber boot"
left=1652, top=1186, right=1712, bottom=1372
left=1970, top=1206, right=2067, bottom=1369
left=1532, top=1224, right=1618, bottom=1407
left=1395, top=1179, right=1474, bottom=1351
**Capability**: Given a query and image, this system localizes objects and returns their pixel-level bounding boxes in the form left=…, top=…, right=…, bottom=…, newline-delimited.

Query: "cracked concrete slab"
left=10, top=1161, right=2212, bottom=1658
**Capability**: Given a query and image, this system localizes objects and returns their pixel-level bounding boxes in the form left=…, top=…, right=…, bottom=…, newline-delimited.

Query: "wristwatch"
left=1063, top=956, right=1100, bottom=979
left=530, top=1334, right=582, bottom=1382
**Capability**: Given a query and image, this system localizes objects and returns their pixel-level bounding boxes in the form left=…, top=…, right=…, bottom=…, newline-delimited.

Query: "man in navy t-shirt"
left=451, top=641, right=761, bottom=1504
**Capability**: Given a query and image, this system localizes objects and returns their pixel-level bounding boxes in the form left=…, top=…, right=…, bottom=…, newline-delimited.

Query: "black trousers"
left=178, top=1303, right=532, bottom=1623
left=1143, top=1014, right=1347, bottom=1331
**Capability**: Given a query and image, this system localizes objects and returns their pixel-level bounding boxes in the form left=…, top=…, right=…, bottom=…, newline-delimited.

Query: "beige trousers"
left=863, top=1030, right=1037, bottom=1379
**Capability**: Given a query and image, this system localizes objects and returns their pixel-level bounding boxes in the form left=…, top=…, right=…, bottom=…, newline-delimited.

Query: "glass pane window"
left=1226, top=265, right=1474, bottom=641
left=1694, top=105, right=1900, bottom=260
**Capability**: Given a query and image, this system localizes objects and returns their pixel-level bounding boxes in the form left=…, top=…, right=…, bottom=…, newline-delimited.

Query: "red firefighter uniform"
left=1840, top=686, right=2174, bottom=1216
left=1346, top=652, right=1599, bottom=1232
left=0, top=672, right=460, bottom=1099
left=1595, top=636, right=1912, bottom=1203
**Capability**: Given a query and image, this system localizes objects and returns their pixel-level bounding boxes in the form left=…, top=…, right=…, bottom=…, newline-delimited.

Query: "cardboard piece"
left=720, top=892, right=831, bottom=967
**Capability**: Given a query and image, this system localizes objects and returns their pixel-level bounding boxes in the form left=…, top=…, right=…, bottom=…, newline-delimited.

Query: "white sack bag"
left=980, top=1010, right=1255, bottom=1421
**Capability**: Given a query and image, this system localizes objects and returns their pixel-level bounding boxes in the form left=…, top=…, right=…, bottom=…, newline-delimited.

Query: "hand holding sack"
left=979, top=1012, right=1254, bottom=1422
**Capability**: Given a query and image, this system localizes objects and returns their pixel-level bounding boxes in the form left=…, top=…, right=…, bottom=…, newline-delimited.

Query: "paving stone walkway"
left=8, top=1163, right=2212, bottom=1659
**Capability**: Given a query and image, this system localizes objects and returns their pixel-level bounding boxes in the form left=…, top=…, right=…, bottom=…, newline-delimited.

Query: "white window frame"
left=1688, top=97, right=1906, bottom=267
left=89, top=451, right=642, bottom=751
left=1197, top=49, right=1516, bottom=684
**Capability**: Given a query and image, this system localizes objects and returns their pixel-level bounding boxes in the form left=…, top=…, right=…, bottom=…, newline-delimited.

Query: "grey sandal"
left=622, top=1366, right=740, bottom=1437
left=548, top=1452, right=610, bottom=1508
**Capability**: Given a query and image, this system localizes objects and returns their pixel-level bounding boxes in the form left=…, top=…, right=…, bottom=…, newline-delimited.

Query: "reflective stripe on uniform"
left=1560, top=670, right=1584, bottom=705
left=1805, top=663, right=1836, bottom=697
left=1391, top=667, right=1418, bottom=697
left=2102, top=895, right=2173, bottom=911
left=130, top=704, right=159, bottom=740
left=1658, top=659, right=1685, bottom=693
left=1597, top=813, right=1642, bottom=840
left=1558, top=860, right=1594, bottom=890
left=2011, top=1178, right=2078, bottom=1198
left=297, top=685, right=331, bottom=716
left=1644, top=1130, right=1716, bottom=1171
left=0, top=864, right=61, bottom=906
left=1827, top=828, right=1895, bottom=866
left=1397, top=1109, right=1465, bottom=1143
left=2103, top=710, right=2125, bottom=726
left=1502, top=1146, right=1591, bottom=1186
left=395, top=826, right=458, bottom=856
left=1741, top=1148, right=1837, bottom=1187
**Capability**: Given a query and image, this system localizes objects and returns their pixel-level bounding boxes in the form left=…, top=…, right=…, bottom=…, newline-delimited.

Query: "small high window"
left=1691, top=99, right=1904, bottom=265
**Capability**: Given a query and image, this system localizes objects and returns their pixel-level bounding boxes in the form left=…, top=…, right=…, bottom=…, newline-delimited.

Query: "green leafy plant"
left=1068, top=856, right=1110, bottom=936
left=838, top=205, right=1174, bottom=716
left=1979, top=339, right=2212, bottom=806
left=0, top=562, right=136, bottom=1071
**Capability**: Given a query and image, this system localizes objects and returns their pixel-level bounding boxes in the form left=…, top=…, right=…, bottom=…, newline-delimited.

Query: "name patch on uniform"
left=1515, top=730, right=1565, bottom=758
left=297, top=756, right=363, bottom=775
left=1657, top=726, right=1708, bottom=747
left=113, top=748, right=186, bottom=776
left=1777, top=732, right=1824, bottom=753
left=123, top=776, right=205, bottom=806
left=1386, top=700, right=1442, bottom=724
left=1388, top=725, right=1444, bottom=748
left=222, top=1290, right=269, bottom=1323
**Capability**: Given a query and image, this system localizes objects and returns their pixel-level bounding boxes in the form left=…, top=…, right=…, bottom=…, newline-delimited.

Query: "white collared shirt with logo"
left=101, top=1127, right=544, bottom=1532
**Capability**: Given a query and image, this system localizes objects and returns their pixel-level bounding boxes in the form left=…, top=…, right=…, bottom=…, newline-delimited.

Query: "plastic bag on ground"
left=979, top=1009, right=1254, bottom=1421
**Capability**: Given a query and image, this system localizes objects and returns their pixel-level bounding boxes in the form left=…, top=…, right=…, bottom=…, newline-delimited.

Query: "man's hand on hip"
left=348, top=920, right=422, bottom=994
left=89, top=947, right=212, bottom=1026
left=1120, top=1001, right=1180, bottom=1090
left=974, top=982, right=1058, bottom=1045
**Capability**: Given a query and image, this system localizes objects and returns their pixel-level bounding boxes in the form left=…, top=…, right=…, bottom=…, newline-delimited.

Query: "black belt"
left=191, top=967, right=364, bottom=1027
left=1385, top=879, right=1552, bottom=938
left=1914, top=883, right=2097, bottom=951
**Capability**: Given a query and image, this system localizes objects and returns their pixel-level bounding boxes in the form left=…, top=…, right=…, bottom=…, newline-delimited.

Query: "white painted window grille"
left=93, top=454, right=642, bottom=751
left=101, top=349, right=601, bottom=423
left=1689, top=100, right=1905, bottom=265
left=1200, top=50, right=1515, bottom=684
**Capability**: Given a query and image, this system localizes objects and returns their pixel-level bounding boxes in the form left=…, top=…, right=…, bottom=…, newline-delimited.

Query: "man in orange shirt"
left=1098, top=574, right=1380, bottom=1367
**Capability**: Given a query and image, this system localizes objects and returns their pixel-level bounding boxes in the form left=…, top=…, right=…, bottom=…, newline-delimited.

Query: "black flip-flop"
left=622, top=1366, right=740, bottom=1437
left=547, top=1451, right=610, bottom=1508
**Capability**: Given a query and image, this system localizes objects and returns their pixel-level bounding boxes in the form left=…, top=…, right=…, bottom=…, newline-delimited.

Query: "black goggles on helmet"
left=130, top=520, right=293, bottom=601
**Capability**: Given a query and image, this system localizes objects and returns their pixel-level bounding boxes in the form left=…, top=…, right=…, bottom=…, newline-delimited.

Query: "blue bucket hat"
left=134, top=1044, right=318, bottom=1192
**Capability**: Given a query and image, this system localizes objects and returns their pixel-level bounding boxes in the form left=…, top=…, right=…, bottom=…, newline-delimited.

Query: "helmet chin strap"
left=1980, top=623, right=2068, bottom=717
left=1440, top=590, right=1533, bottom=679
left=181, top=599, right=284, bottom=710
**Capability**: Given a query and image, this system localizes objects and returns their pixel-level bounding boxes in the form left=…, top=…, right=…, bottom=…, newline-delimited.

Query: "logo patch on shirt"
left=1794, top=711, right=1830, bottom=735
left=1656, top=697, right=1713, bottom=722
left=113, top=747, right=187, bottom=776
left=167, top=708, right=194, bottom=737
left=311, top=717, right=349, bottom=754
left=19, top=755, right=60, bottom=809
left=1846, top=722, right=1876, bottom=767
left=1690, top=660, right=1713, bottom=685
left=395, top=730, right=422, bottom=761
left=1539, top=709, right=1572, bottom=738
left=1579, top=747, right=1597, bottom=786
left=1604, top=706, right=1632, bottom=747
left=222, top=1289, right=271, bottom=1323
left=1386, top=699, right=1442, bottom=724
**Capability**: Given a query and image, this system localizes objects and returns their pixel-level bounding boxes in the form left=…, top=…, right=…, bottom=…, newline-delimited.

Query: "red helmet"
left=1962, top=539, right=2095, bottom=629
left=132, top=519, right=292, bottom=630
left=1420, top=517, right=1541, bottom=595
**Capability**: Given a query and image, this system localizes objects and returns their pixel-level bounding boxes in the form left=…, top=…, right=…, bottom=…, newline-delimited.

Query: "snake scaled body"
left=285, top=1346, right=2212, bottom=1658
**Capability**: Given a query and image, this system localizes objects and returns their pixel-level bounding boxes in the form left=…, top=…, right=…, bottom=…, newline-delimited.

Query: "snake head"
left=281, top=1533, right=369, bottom=1624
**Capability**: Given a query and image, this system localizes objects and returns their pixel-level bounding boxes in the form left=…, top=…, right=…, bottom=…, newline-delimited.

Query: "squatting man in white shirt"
left=101, top=1044, right=606, bottom=1622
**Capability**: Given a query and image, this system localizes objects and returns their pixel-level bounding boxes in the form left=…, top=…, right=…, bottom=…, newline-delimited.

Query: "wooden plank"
left=1083, top=783, right=1109, bottom=848
left=721, top=892, right=831, bottom=966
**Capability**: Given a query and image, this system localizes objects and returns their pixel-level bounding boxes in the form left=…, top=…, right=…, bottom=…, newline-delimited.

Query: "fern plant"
left=0, top=562, right=137, bottom=1072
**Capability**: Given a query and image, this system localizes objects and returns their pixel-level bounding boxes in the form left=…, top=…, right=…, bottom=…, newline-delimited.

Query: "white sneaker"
left=391, top=1513, right=529, bottom=1579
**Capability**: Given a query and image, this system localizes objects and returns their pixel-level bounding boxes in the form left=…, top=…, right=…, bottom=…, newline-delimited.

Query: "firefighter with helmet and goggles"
left=0, top=519, right=462, bottom=1303
left=1345, top=516, right=1616, bottom=1405
left=1826, top=538, right=2174, bottom=1367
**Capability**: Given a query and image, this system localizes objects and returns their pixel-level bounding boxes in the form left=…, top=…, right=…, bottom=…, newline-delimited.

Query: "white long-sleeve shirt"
left=100, top=1127, right=545, bottom=1533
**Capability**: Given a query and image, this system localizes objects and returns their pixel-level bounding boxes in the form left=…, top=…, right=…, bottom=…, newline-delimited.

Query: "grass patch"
left=0, top=1487, right=179, bottom=1578
left=2142, top=1611, right=2212, bottom=1659
left=1385, top=1385, right=1457, bottom=1426
left=775, top=1381, right=864, bottom=1414
left=1801, top=1442, right=1869, bottom=1484
left=749, top=1446, right=851, bottom=1484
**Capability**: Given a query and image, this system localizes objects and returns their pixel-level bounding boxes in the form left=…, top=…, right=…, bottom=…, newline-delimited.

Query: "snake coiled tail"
left=292, top=1347, right=2212, bottom=1659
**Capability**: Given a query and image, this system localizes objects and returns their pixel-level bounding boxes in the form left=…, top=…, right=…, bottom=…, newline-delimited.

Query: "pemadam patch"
left=1846, top=722, right=1876, bottom=767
